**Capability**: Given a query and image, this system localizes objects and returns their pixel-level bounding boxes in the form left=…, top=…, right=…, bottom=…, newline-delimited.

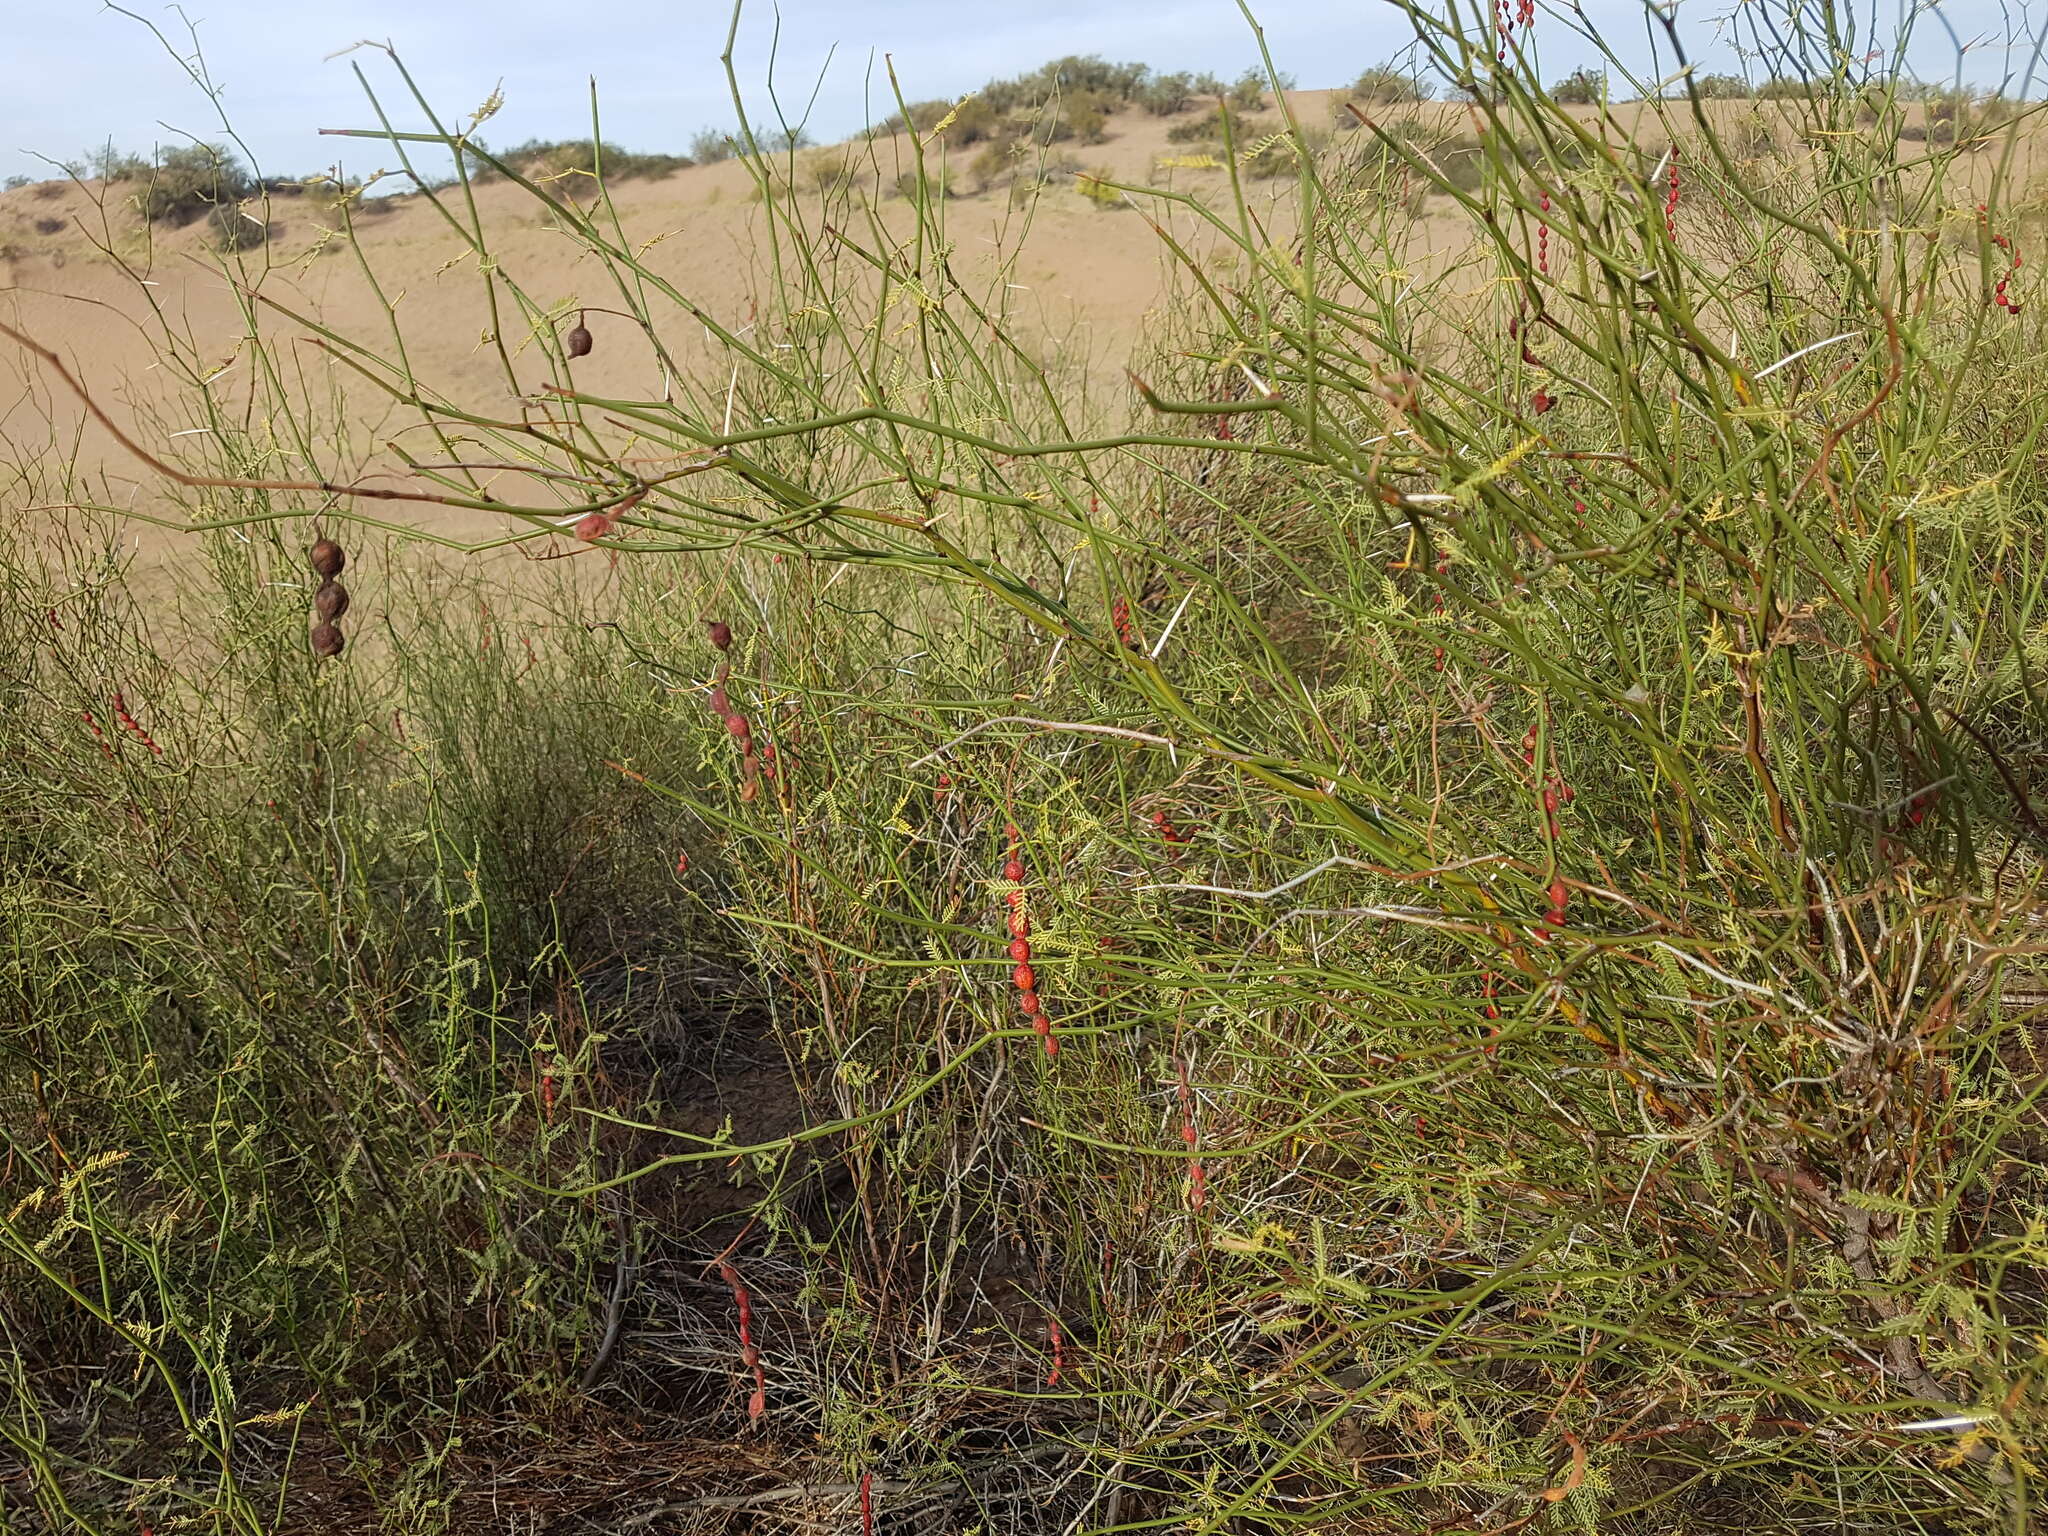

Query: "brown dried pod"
left=310, top=538, right=346, bottom=579
left=708, top=619, right=732, bottom=651
left=313, top=581, right=350, bottom=622
left=566, top=313, right=593, bottom=358
left=311, top=622, right=345, bottom=658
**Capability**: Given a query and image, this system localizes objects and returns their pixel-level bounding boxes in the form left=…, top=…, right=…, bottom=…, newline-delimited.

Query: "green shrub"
left=970, top=136, right=1018, bottom=188
left=1139, top=72, right=1196, bottom=115
left=688, top=125, right=736, bottom=163
left=872, top=98, right=953, bottom=136
left=1758, top=75, right=1817, bottom=98
left=1689, top=71, right=1752, bottom=98
left=88, top=147, right=153, bottom=181
left=800, top=146, right=859, bottom=195
left=984, top=54, right=1149, bottom=114
left=131, top=144, right=253, bottom=227
left=1229, top=67, right=1269, bottom=110
left=1168, top=110, right=1271, bottom=145
left=478, top=138, right=692, bottom=187
left=752, top=124, right=815, bottom=154
left=941, top=97, right=1005, bottom=144
left=206, top=202, right=268, bottom=251
left=1348, top=63, right=1434, bottom=104
left=1549, top=66, right=1606, bottom=104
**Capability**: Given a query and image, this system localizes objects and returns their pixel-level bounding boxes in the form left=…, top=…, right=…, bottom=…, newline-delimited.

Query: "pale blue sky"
left=4, top=1, right=2040, bottom=184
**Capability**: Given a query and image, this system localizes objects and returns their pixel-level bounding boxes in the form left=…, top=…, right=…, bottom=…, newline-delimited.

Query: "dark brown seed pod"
left=708, top=619, right=732, bottom=651
left=310, top=538, right=346, bottom=579
left=566, top=314, right=593, bottom=358
left=311, top=622, right=345, bottom=658
left=313, top=581, right=350, bottom=622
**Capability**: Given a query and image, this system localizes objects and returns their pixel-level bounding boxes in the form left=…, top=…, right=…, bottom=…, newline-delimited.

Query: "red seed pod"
left=111, top=693, right=162, bottom=755
left=1531, top=389, right=1555, bottom=415
left=1017, top=990, right=1041, bottom=1015
left=1008, top=910, right=1030, bottom=939
left=675, top=852, right=690, bottom=875
left=1009, top=937, right=1032, bottom=963
left=1012, top=964, right=1036, bottom=992
left=725, top=713, right=752, bottom=740
left=80, top=709, right=114, bottom=759
left=1005, top=889, right=1024, bottom=909
left=707, top=685, right=731, bottom=717
left=708, top=620, right=733, bottom=651
left=309, top=538, right=346, bottom=579
left=1003, top=860, right=1025, bottom=883
left=717, top=1262, right=767, bottom=1422
left=1176, top=1059, right=1205, bottom=1211
left=574, top=512, right=614, bottom=542
left=1045, top=1317, right=1065, bottom=1387
left=311, top=623, right=345, bottom=658
left=935, top=772, right=952, bottom=802
left=314, top=581, right=350, bottom=621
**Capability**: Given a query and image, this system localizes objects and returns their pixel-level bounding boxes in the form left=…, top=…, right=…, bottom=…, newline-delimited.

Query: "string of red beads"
left=1004, top=826, right=1057, bottom=1056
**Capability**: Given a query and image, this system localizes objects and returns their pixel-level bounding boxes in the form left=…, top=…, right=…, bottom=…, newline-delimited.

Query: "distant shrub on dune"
left=1688, top=72, right=1753, bottom=98
left=753, top=124, right=816, bottom=154
left=1550, top=67, right=1606, bottom=105
left=1139, top=72, right=1197, bottom=115
left=1166, top=109, right=1272, bottom=146
left=970, top=137, right=1016, bottom=189
left=688, top=126, right=737, bottom=163
left=869, top=55, right=1291, bottom=154
left=801, top=146, right=860, bottom=195
left=1347, top=64, right=1435, bottom=105
left=981, top=55, right=1150, bottom=115
left=124, top=144, right=254, bottom=227
left=1229, top=68, right=1272, bottom=110
left=466, top=138, right=691, bottom=187
left=206, top=202, right=269, bottom=251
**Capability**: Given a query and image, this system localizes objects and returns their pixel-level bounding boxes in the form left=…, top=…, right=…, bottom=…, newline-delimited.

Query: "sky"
left=4, top=1, right=2042, bottom=185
